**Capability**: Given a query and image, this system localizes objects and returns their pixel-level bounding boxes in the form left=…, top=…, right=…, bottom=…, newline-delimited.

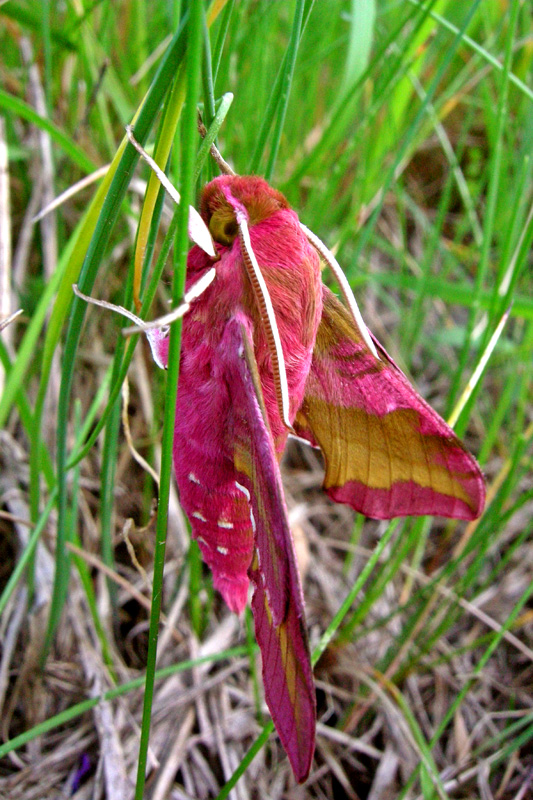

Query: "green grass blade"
left=0, top=492, right=57, bottom=618
left=449, top=0, right=521, bottom=425
left=211, top=0, right=235, bottom=85
left=264, top=0, right=305, bottom=181
left=406, top=0, right=533, bottom=102
left=341, top=0, right=376, bottom=96
left=0, top=89, right=95, bottom=173
left=133, top=3, right=204, bottom=796
left=248, top=0, right=315, bottom=175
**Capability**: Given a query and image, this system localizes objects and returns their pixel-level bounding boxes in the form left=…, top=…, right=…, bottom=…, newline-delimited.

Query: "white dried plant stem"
left=0, top=309, right=23, bottom=333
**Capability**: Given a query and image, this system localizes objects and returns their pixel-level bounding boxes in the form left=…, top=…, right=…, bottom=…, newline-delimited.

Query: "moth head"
left=201, top=175, right=289, bottom=246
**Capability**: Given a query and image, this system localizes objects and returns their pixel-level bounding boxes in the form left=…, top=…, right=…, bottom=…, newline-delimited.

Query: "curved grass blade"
left=133, top=3, right=205, bottom=797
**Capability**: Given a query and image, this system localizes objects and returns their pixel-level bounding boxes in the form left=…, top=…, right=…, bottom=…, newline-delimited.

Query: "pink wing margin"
left=222, top=313, right=316, bottom=782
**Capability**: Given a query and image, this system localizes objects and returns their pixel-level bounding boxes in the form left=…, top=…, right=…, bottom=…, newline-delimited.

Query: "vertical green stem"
left=264, top=0, right=305, bottom=181
left=133, top=2, right=204, bottom=797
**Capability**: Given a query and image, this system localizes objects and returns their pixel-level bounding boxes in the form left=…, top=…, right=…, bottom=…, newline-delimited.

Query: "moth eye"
left=209, top=213, right=238, bottom=246
left=223, top=220, right=238, bottom=240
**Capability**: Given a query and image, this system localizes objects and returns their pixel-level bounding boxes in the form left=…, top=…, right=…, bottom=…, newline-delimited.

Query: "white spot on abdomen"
left=192, top=511, right=207, bottom=522
left=188, top=472, right=201, bottom=485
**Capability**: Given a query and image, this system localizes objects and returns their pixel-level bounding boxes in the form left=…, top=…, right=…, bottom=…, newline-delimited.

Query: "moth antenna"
left=125, top=125, right=217, bottom=258
left=73, top=268, right=216, bottom=336
left=74, top=271, right=213, bottom=374
left=197, top=112, right=236, bottom=176
left=73, top=282, right=170, bottom=366
left=300, top=223, right=380, bottom=361
left=236, top=213, right=292, bottom=431
left=0, top=309, right=23, bottom=332
left=73, top=284, right=146, bottom=328
left=122, top=267, right=216, bottom=334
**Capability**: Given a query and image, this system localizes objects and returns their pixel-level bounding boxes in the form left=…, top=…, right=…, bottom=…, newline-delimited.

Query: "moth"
left=77, top=144, right=485, bottom=783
